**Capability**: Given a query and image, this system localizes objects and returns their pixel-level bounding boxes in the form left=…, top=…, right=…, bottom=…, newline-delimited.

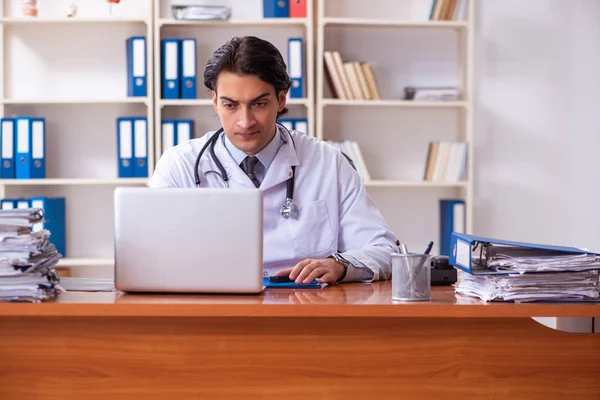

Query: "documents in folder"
left=449, top=233, right=600, bottom=302
left=0, top=208, right=63, bottom=302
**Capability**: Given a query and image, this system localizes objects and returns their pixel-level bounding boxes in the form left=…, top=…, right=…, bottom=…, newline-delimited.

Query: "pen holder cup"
left=391, top=253, right=431, bottom=301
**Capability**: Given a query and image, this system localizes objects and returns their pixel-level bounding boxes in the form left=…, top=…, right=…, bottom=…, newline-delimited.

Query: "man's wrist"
left=327, top=252, right=350, bottom=282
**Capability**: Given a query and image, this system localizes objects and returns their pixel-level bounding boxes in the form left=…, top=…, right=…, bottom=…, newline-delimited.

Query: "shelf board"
left=160, top=98, right=310, bottom=107
left=3, top=98, right=148, bottom=105
left=0, top=178, right=149, bottom=186
left=323, top=17, right=467, bottom=29
left=159, top=18, right=307, bottom=27
left=0, top=17, right=147, bottom=24
left=322, top=99, right=467, bottom=108
left=364, top=180, right=467, bottom=188
left=57, top=258, right=114, bottom=267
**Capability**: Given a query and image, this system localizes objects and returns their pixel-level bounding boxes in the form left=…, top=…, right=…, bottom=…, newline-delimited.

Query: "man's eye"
left=223, top=103, right=236, bottom=110
left=254, top=102, right=266, bottom=108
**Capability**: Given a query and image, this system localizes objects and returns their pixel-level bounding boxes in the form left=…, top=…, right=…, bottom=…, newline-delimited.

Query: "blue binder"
left=15, top=117, right=31, bottom=180
left=16, top=198, right=30, bottom=209
left=126, top=36, right=147, bottom=97
left=0, top=118, right=15, bottom=179
left=132, top=117, right=148, bottom=178
left=263, top=0, right=289, bottom=17
left=277, top=118, right=294, bottom=131
left=161, top=120, right=176, bottom=154
left=117, top=117, right=134, bottom=178
left=278, top=118, right=308, bottom=134
left=0, top=199, right=16, bottom=210
left=175, top=119, right=193, bottom=145
left=287, top=38, right=304, bottom=98
left=180, top=38, right=197, bottom=99
left=30, top=118, right=45, bottom=179
left=263, top=276, right=321, bottom=289
left=162, top=38, right=180, bottom=99
left=439, top=199, right=465, bottom=257
left=30, top=197, right=66, bottom=257
left=449, top=232, right=600, bottom=275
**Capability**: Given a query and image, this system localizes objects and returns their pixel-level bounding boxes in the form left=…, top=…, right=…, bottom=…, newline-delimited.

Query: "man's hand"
left=276, top=258, right=346, bottom=285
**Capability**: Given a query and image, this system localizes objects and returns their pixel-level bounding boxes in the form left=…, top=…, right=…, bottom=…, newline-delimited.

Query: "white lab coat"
left=149, top=127, right=397, bottom=281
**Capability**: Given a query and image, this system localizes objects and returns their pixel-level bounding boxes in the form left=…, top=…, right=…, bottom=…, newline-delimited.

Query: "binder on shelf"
left=126, top=36, right=147, bottom=97
left=16, top=198, right=30, bottom=209
left=278, top=118, right=308, bottom=135
left=15, top=117, right=31, bottom=180
left=180, top=38, right=197, bottom=99
left=30, top=118, right=45, bottom=179
left=263, top=0, right=289, bottom=18
left=117, top=118, right=134, bottom=178
left=162, top=38, right=180, bottom=99
left=30, top=197, right=66, bottom=257
left=287, top=38, right=303, bottom=98
left=449, top=232, right=600, bottom=275
left=439, top=199, right=465, bottom=257
left=290, top=0, right=306, bottom=18
left=1, top=199, right=15, bottom=210
left=133, top=117, right=148, bottom=178
left=0, top=118, right=15, bottom=179
left=176, top=120, right=193, bottom=145
left=161, top=120, right=176, bottom=155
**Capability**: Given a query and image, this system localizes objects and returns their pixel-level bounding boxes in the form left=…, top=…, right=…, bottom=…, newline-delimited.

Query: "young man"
left=149, top=36, right=397, bottom=284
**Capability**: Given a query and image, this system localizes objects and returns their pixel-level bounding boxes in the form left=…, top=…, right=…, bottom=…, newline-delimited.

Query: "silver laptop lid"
left=114, top=187, right=263, bottom=294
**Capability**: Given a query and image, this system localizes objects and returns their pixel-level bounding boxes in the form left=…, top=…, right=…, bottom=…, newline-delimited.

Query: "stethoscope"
left=193, top=123, right=300, bottom=220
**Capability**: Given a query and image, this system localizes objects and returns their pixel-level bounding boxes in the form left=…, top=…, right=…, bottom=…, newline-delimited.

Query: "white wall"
left=474, top=0, right=600, bottom=250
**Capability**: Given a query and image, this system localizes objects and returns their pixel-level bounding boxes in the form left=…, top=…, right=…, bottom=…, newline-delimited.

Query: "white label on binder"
left=1, top=201, right=14, bottom=210
left=133, top=38, right=145, bottom=77
left=119, top=120, right=132, bottom=159
left=453, top=203, right=465, bottom=234
left=289, top=40, right=302, bottom=78
left=295, top=121, right=307, bottom=134
left=134, top=119, right=147, bottom=158
left=177, top=122, right=191, bottom=144
left=280, top=121, right=292, bottom=130
left=165, top=41, right=178, bottom=80
left=31, top=199, right=44, bottom=232
left=182, top=40, right=196, bottom=78
left=2, top=121, right=13, bottom=158
left=162, top=122, right=174, bottom=153
left=455, top=239, right=470, bottom=269
left=17, top=119, right=29, bottom=153
left=32, top=121, right=44, bottom=159
left=17, top=200, right=29, bottom=209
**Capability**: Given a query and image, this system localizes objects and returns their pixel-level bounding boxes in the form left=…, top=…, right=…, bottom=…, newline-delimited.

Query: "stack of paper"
left=455, top=270, right=600, bottom=302
left=0, top=208, right=63, bottom=302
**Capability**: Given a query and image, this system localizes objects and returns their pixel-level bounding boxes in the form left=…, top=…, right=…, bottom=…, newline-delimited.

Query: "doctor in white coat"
left=149, top=36, right=397, bottom=284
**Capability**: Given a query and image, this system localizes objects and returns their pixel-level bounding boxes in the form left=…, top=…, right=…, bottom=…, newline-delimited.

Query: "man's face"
left=212, top=72, right=287, bottom=156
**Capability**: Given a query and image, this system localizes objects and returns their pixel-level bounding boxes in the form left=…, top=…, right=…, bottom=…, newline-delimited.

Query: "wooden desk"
left=0, top=282, right=598, bottom=399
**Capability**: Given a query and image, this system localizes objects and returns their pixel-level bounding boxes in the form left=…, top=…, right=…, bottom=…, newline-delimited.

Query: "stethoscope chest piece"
left=280, top=198, right=299, bottom=220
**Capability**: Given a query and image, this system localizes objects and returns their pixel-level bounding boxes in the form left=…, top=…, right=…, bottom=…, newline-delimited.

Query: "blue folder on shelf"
left=15, top=117, right=31, bottom=180
left=263, top=277, right=321, bottom=289
left=449, top=232, right=600, bottom=275
left=180, top=38, right=197, bottom=99
left=287, top=37, right=304, bottom=98
left=30, top=117, right=45, bottom=179
left=126, top=36, right=147, bottom=97
left=132, top=117, right=148, bottom=178
left=162, top=38, right=180, bottom=99
left=30, top=197, right=66, bottom=257
left=0, top=118, right=15, bottom=179
left=263, top=0, right=289, bottom=17
left=117, top=117, right=134, bottom=178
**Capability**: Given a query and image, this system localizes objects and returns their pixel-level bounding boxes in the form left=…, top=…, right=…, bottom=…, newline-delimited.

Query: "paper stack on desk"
left=449, top=233, right=600, bottom=302
left=0, top=208, right=62, bottom=302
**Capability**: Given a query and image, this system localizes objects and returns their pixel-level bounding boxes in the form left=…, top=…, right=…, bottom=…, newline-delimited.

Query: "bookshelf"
left=316, top=0, right=474, bottom=254
left=0, top=0, right=154, bottom=277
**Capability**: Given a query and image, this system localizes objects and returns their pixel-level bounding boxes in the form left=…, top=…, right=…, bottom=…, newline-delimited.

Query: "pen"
left=423, top=241, right=433, bottom=255
left=396, top=240, right=408, bottom=254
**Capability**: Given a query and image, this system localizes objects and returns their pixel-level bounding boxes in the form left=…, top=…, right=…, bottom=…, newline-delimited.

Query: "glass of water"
left=391, top=254, right=431, bottom=301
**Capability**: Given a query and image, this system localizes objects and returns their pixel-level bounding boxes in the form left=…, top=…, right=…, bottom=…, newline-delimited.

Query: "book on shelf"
left=404, top=86, right=460, bottom=101
left=429, top=0, right=467, bottom=21
left=323, top=50, right=381, bottom=101
left=423, top=141, right=467, bottom=182
left=326, top=140, right=371, bottom=182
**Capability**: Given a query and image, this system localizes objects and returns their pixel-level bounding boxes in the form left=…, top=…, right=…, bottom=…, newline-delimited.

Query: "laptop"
left=113, top=187, right=264, bottom=294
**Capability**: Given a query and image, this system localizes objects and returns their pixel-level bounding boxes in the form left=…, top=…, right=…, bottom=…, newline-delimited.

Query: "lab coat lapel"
left=260, top=130, right=300, bottom=192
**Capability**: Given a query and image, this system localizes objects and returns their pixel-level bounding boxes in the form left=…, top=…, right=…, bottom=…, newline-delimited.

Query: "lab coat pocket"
left=288, top=199, right=335, bottom=257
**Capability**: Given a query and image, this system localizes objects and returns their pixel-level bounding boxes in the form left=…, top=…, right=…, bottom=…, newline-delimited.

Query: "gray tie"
left=240, top=156, right=261, bottom=188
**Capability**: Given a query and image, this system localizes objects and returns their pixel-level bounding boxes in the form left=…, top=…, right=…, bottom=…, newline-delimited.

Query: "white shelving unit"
left=316, top=0, right=475, bottom=254
left=0, top=0, right=154, bottom=277
left=153, top=0, right=315, bottom=163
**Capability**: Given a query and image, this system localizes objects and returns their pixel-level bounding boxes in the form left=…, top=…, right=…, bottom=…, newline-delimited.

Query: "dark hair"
left=204, top=36, right=292, bottom=117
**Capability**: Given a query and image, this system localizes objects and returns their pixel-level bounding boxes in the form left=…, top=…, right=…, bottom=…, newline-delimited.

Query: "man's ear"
left=212, top=91, right=218, bottom=115
left=277, top=90, right=287, bottom=112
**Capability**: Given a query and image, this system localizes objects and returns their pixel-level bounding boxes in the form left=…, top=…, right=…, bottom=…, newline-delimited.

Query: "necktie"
left=240, top=156, right=261, bottom=188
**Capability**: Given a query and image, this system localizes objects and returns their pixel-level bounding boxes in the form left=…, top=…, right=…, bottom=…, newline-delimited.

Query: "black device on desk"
left=430, top=255, right=457, bottom=286
left=269, top=275, right=294, bottom=283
